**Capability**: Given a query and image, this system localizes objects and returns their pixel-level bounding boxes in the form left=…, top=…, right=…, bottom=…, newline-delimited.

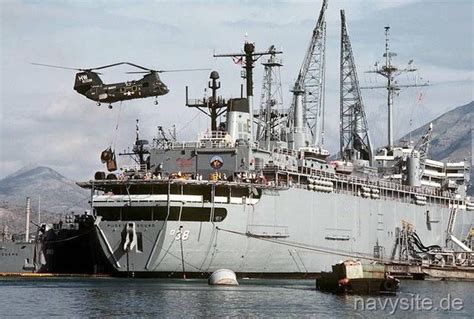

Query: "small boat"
left=316, top=260, right=399, bottom=295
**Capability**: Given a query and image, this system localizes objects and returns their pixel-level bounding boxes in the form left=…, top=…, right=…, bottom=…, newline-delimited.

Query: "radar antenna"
left=186, top=71, right=228, bottom=131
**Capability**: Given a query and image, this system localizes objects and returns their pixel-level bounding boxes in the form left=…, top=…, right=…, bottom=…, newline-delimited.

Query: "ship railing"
left=423, top=250, right=474, bottom=267
left=157, top=141, right=200, bottom=150
left=198, top=131, right=234, bottom=149
left=199, top=130, right=229, bottom=140
left=273, top=148, right=298, bottom=157
left=120, top=164, right=148, bottom=172
left=278, top=166, right=454, bottom=202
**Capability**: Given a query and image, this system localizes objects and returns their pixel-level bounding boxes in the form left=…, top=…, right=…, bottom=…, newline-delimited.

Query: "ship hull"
left=0, top=241, right=38, bottom=274
left=93, top=187, right=472, bottom=277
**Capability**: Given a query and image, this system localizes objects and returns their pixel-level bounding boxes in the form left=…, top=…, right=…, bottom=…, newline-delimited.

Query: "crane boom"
left=412, top=122, right=433, bottom=175
left=289, top=0, right=328, bottom=148
left=339, top=9, right=373, bottom=164
left=295, top=0, right=328, bottom=90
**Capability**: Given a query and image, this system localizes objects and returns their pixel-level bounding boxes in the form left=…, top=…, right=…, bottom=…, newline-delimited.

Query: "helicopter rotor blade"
left=32, top=61, right=141, bottom=72
left=32, top=62, right=106, bottom=73
left=91, top=62, right=135, bottom=71
left=123, top=62, right=153, bottom=71
left=157, top=68, right=211, bottom=73
left=31, top=63, right=82, bottom=71
left=33, top=62, right=210, bottom=74
left=125, top=68, right=211, bottom=74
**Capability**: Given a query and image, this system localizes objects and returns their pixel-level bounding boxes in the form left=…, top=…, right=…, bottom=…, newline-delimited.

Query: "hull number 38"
left=169, top=228, right=190, bottom=241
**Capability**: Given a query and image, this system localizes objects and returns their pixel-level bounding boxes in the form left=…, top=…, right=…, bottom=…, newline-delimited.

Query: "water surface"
left=0, top=278, right=472, bottom=318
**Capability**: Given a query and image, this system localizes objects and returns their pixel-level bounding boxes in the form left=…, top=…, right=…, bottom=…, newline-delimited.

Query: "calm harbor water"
left=0, top=278, right=472, bottom=318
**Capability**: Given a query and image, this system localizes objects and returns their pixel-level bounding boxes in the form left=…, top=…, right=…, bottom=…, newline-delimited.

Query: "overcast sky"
left=1, top=0, right=472, bottom=180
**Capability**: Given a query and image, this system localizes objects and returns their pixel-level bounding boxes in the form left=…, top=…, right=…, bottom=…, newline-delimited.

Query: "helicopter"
left=32, top=62, right=209, bottom=108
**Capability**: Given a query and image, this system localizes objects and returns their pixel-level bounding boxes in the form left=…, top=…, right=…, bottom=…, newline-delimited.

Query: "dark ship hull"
left=39, top=214, right=112, bottom=275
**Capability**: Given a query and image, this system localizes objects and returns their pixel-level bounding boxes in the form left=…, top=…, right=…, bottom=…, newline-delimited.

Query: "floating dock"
left=385, top=263, right=474, bottom=281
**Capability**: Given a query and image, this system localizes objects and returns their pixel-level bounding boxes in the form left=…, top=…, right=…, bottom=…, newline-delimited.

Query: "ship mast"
left=214, top=43, right=282, bottom=143
left=363, top=26, right=429, bottom=149
left=256, top=45, right=285, bottom=149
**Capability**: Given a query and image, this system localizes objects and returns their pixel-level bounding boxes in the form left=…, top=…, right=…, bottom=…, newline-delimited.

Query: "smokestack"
left=25, top=197, right=31, bottom=242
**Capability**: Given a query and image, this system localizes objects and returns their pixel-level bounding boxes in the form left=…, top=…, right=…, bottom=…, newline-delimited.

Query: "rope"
left=216, top=226, right=409, bottom=265
left=110, top=101, right=123, bottom=150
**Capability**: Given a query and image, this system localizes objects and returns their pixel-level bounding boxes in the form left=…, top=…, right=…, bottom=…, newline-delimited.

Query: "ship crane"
left=289, top=0, right=327, bottom=149
left=405, top=123, right=433, bottom=187
left=411, top=122, right=433, bottom=176
left=339, top=10, right=373, bottom=164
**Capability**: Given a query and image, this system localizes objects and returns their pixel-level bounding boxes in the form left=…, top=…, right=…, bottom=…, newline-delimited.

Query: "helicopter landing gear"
left=108, top=104, right=113, bottom=109
left=154, top=97, right=159, bottom=105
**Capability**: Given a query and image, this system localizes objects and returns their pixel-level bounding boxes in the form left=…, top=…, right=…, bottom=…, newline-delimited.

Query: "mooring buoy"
left=208, top=269, right=239, bottom=285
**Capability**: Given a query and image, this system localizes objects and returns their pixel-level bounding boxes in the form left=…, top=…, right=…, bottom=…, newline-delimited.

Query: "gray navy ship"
left=0, top=197, right=111, bottom=275
left=68, top=1, right=472, bottom=277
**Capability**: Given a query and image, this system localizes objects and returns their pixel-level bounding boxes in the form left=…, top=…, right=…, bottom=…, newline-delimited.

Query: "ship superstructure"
left=78, top=1, right=472, bottom=277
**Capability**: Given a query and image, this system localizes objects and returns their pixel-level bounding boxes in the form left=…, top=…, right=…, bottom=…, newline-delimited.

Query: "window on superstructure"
left=122, top=207, right=152, bottom=221
left=152, top=207, right=180, bottom=221
left=213, top=208, right=227, bottom=222
left=180, top=207, right=210, bottom=222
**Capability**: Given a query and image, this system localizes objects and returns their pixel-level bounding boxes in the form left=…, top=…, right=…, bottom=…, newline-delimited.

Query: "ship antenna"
left=384, top=26, right=391, bottom=68
left=362, top=26, right=429, bottom=149
left=135, top=118, right=140, bottom=143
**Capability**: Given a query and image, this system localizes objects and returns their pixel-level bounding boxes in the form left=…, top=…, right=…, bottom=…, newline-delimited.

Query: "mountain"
left=0, top=166, right=90, bottom=230
left=399, top=101, right=473, bottom=195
